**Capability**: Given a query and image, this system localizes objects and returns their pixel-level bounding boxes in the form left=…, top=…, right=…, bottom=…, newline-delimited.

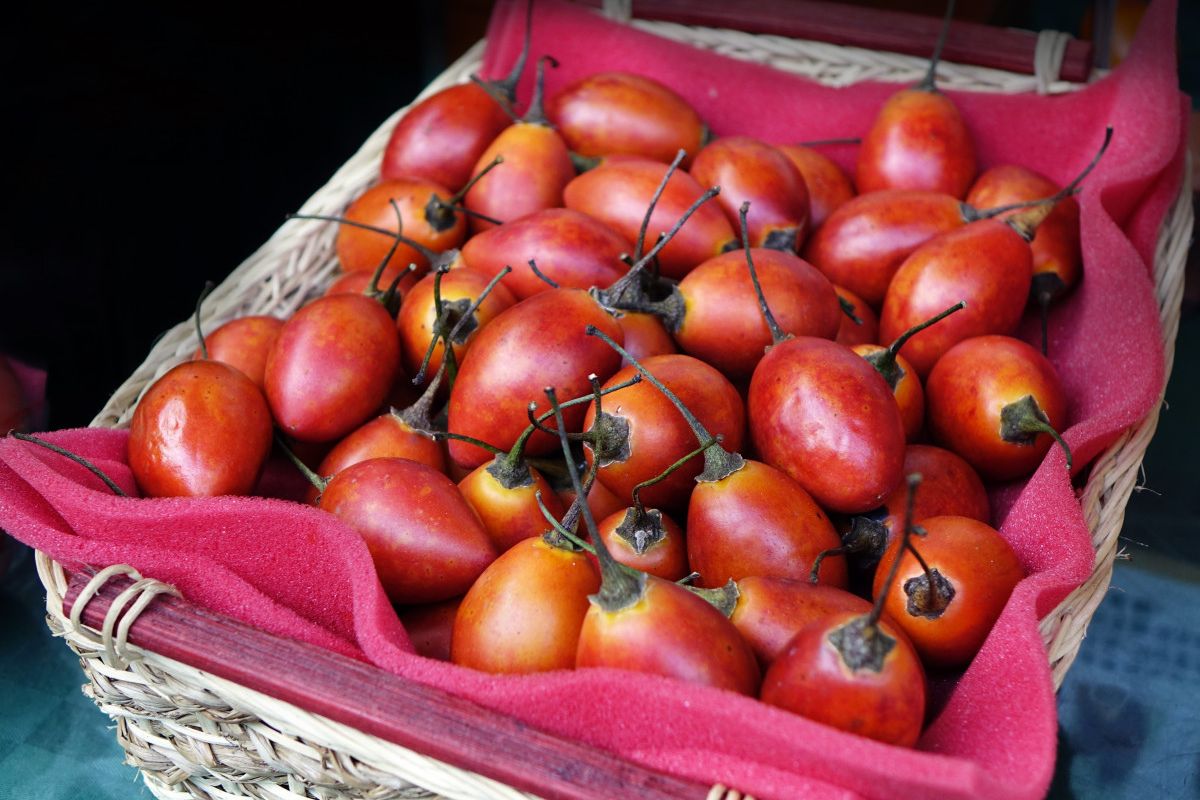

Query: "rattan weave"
left=37, top=12, right=1192, bottom=800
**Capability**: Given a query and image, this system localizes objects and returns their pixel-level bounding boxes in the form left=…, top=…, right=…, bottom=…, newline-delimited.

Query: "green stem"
left=535, top=489, right=596, bottom=554
left=630, top=436, right=720, bottom=513
left=546, top=386, right=645, bottom=612
left=274, top=432, right=329, bottom=496
left=809, top=545, right=846, bottom=585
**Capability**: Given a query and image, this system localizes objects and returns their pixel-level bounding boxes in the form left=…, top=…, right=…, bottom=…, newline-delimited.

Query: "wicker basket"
left=35, top=6, right=1192, bottom=800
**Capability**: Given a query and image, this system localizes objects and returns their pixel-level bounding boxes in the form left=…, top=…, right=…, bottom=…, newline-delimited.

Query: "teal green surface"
left=0, top=542, right=147, bottom=800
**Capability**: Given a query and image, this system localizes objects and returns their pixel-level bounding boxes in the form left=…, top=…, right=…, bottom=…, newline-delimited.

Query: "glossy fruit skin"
left=576, top=575, right=760, bottom=695
left=833, top=286, right=880, bottom=348
left=458, top=462, right=565, bottom=553
left=856, top=88, right=977, bottom=199
left=264, top=293, right=400, bottom=443
left=380, top=82, right=512, bottom=191
left=689, top=136, right=810, bottom=251
left=461, top=208, right=631, bottom=300
left=777, top=144, right=856, bottom=230
left=336, top=179, right=465, bottom=274
left=859, top=444, right=990, bottom=536
left=760, top=610, right=925, bottom=746
left=464, top=123, right=576, bottom=233
left=396, top=268, right=517, bottom=382
left=596, top=507, right=689, bottom=581
left=728, top=577, right=872, bottom=666
left=614, top=311, right=677, bottom=362
left=925, top=335, right=1069, bottom=481
left=397, top=596, right=461, bottom=661
left=966, top=165, right=1081, bottom=300
left=748, top=337, right=906, bottom=514
left=193, top=316, right=284, bottom=391
left=582, top=354, right=745, bottom=512
left=675, top=248, right=841, bottom=382
left=873, top=515, right=1025, bottom=669
left=452, top=537, right=600, bottom=674
left=129, top=360, right=273, bottom=497
left=803, top=190, right=967, bottom=307
left=852, top=344, right=924, bottom=441
left=446, top=289, right=624, bottom=468
left=563, top=158, right=735, bottom=280
left=307, top=412, right=446, bottom=503
left=547, top=72, right=706, bottom=166
left=688, top=459, right=846, bottom=589
left=318, top=457, right=497, bottom=605
left=880, top=219, right=1032, bottom=377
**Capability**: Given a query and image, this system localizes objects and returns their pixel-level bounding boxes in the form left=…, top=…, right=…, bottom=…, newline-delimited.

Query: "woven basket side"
left=1039, top=156, right=1193, bottom=688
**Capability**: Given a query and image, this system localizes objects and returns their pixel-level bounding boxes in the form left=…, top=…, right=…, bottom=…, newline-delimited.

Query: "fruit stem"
left=274, top=433, right=329, bottom=496
left=427, top=429, right=508, bottom=456
left=521, top=55, right=558, bottom=127
left=838, top=294, right=864, bottom=326
left=868, top=473, right=922, bottom=628
left=630, top=436, right=720, bottom=515
left=597, top=183, right=722, bottom=310
left=636, top=149, right=687, bottom=263
left=896, top=300, right=965, bottom=356
left=528, top=258, right=560, bottom=288
left=795, top=137, right=862, bottom=147
left=917, top=0, right=957, bottom=92
left=444, top=155, right=506, bottom=207
left=487, top=0, right=534, bottom=106
left=1007, top=127, right=1113, bottom=240
left=739, top=201, right=789, bottom=346
left=684, top=579, right=741, bottom=618
left=193, top=281, right=216, bottom=360
left=547, top=386, right=646, bottom=611
left=288, top=211, right=440, bottom=265
left=10, top=432, right=128, bottom=497
left=809, top=545, right=847, bottom=585
left=396, top=360, right=447, bottom=431
left=1000, top=394, right=1073, bottom=472
left=535, top=489, right=596, bottom=554
left=586, top=326, right=745, bottom=483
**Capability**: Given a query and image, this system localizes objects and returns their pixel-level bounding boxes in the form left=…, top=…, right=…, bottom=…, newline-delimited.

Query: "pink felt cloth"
left=0, top=2, right=1186, bottom=798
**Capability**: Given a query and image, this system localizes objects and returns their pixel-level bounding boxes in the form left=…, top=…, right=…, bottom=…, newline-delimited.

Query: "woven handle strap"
left=1034, top=29, right=1072, bottom=94
left=67, top=564, right=181, bottom=668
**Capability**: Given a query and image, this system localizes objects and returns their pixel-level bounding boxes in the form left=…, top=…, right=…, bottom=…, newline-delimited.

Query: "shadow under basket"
left=35, top=6, right=1192, bottom=800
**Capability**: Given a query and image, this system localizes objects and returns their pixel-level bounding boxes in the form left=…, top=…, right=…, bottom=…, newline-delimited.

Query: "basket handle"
left=584, top=0, right=1092, bottom=83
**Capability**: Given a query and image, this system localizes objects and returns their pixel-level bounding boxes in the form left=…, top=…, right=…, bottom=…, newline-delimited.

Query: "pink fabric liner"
left=0, top=2, right=1185, bottom=798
